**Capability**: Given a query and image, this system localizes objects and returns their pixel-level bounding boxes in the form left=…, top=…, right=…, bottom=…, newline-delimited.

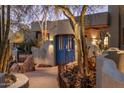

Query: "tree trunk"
left=0, top=5, right=11, bottom=72
left=74, top=23, right=84, bottom=75
left=0, top=14, right=1, bottom=43
left=0, top=6, right=6, bottom=71
left=80, top=5, right=89, bottom=76
left=2, top=5, right=5, bottom=39
left=2, top=41, right=11, bottom=72
left=2, top=42, right=9, bottom=72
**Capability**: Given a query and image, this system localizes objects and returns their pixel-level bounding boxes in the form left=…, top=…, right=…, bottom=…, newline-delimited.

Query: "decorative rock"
left=9, top=55, right=35, bottom=73
left=21, top=55, right=35, bottom=73
left=18, top=54, right=28, bottom=62
left=10, top=63, right=20, bottom=73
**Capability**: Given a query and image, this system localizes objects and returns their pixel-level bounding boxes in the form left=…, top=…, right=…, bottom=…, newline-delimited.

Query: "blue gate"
left=55, top=34, right=75, bottom=65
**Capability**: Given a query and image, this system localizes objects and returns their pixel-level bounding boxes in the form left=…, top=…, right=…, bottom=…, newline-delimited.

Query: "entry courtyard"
left=1, top=5, right=124, bottom=88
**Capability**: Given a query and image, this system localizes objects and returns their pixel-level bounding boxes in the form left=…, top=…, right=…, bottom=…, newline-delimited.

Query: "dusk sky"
left=11, top=5, right=108, bottom=32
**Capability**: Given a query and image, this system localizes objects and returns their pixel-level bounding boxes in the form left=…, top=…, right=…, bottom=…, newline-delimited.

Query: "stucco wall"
left=0, top=73, right=5, bottom=88
left=85, top=12, right=108, bottom=27
left=31, top=41, right=55, bottom=66
left=119, top=6, right=124, bottom=49
left=108, top=6, right=120, bottom=48
left=96, top=56, right=124, bottom=88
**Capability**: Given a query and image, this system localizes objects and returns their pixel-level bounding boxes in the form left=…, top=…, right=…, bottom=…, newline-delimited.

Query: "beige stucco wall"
left=96, top=55, right=124, bottom=88
left=103, top=49, right=124, bottom=73
left=31, top=41, right=55, bottom=66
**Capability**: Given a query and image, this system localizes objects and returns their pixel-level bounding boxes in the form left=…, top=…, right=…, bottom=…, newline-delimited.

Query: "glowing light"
left=49, top=37, right=53, bottom=41
left=48, top=44, right=54, bottom=53
left=92, top=35, right=96, bottom=39
left=49, top=44, right=53, bottom=49
left=49, top=35, right=54, bottom=41
left=75, top=45, right=77, bottom=48
left=91, top=35, right=97, bottom=45
left=104, top=36, right=108, bottom=46
left=92, top=39, right=97, bottom=45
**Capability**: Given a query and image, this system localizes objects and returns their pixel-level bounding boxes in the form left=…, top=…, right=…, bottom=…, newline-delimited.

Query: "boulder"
left=9, top=55, right=35, bottom=73
left=21, top=55, right=35, bottom=73
left=10, top=63, right=20, bottom=73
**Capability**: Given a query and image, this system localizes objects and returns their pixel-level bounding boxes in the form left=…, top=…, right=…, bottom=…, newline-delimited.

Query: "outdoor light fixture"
left=104, top=36, right=109, bottom=48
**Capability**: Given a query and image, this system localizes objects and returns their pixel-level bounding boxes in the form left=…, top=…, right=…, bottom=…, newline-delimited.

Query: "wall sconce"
left=104, top=36, right=109, bottom=47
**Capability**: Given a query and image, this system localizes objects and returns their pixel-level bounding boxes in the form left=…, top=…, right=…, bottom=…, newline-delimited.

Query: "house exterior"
left=31, top=12, right=108, bottom=42
left=31, top=12, right=108, bottom=66
left=31, top=6, right=124, bottom=50
left=30, top=5, right=124, bottom=66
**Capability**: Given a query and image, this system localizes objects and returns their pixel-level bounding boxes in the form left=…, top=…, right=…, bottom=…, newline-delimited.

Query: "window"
left=59, top=36, right=63, bottom=50
left=66, top=36, right=73, bottom=50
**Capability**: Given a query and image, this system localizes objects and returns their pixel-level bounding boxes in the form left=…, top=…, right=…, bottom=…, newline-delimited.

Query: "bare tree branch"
left=55, top=5, right=77, bottom=30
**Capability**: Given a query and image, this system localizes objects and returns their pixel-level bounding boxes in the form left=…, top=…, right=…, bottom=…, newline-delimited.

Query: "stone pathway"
left=24, top=67, right=59, bottom=88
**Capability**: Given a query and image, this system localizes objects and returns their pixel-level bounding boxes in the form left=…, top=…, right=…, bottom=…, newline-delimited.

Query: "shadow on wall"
left=31, top=41, right=55, bottom=66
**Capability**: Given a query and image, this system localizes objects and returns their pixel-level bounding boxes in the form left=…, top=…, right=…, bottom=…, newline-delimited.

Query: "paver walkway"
left=24, top=67, right=59, bottom=88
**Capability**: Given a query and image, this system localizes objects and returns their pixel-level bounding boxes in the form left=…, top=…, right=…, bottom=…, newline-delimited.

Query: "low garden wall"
left=31, top=41, right=55, bottom=66
left=0, top=73, right=29, bottom=88
left=96, top=55, right=124, bottom=88
left=0, top=73, right=5, bottom=87
left=7, top=73, right=29, bottom=88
